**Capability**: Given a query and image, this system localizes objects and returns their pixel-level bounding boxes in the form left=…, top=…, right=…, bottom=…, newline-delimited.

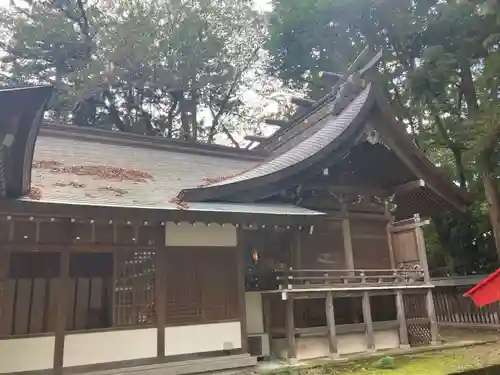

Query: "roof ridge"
left=259, top=47, right=382, bottom=152
left=40, top=122, right=268, bottom=162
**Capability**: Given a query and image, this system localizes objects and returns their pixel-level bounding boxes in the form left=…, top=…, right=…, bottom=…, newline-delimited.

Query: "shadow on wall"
left=451, top=365, right=500, bottom=375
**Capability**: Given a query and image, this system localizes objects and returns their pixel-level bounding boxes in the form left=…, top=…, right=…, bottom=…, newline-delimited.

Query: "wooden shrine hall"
left=0, top=49, right=471, bottom=374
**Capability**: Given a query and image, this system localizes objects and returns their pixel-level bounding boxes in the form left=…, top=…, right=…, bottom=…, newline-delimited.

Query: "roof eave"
left=1, top=85, right=53, bottom=198
left=180, top=85, right=377, bottom=202
left=371, top=86, right=472, bottom=214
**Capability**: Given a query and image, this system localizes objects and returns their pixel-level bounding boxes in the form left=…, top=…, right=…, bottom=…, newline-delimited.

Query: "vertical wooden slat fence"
left=433, top=286, right=500, bottom=328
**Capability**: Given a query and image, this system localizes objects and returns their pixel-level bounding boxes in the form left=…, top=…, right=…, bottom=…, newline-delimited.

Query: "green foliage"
left=267, top=0, right=500, bottom=273
left=373, top=356, right=396, bottom=370
left=0, top=0, right=276, bottom=144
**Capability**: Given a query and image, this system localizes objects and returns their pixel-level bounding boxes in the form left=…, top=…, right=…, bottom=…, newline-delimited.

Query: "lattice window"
left=114, top=251, right=156, bottom=326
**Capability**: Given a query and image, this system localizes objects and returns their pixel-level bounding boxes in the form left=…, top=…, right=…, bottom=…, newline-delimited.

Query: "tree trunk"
left=179, top=94, right=191, bottom=141
left=190, top=80, right=198, bottom=142
left=482, top=168, right=500, bottom=260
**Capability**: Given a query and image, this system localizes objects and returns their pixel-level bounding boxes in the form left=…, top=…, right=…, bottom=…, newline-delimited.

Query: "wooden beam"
left=426, top=289, right=439, bottom=345
left=0, top=250, right=11, bottom=336
left=393, top=179, right=425, bottom=195
left=302, top=182, right=390, bottom=197
left=244, top=135, right=270, bottom=143
left=262, top=294, right=273, bottom=357
left=395, top=291, right=410, bottom=348
left=385, top=203, right=396, bottom=269
left=286, top=295, right=297, bottom=363
left=291, top=97, right=315, bottom=107
left=237, top=235, right=249, bottom=353
left=264, top=118, right=290, bottom=128
left=341, top=203, right=355, bottom=271
left=53, top=251, right=70, bottom=375
left=362, top=291, right=375, bottom=351
left=155, top=250, right=167, bottom=358
left=325, top=291, right=338, bottom=357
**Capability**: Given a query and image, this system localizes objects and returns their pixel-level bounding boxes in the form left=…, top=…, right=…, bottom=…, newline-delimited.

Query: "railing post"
left=395, top=291, right=410, bottom=349
left=325, top=291, right=338, bottom=357
left=362, top=291, right=375, bottom=351
left=286, top=294, right=297, bottom=363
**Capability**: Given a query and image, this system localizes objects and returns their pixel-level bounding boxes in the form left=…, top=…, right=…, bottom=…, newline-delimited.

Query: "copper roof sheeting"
left=180, top=83, right=471, bottom=216
left=180, top=85, right=375, bottom=201
left=30, top=134, right=257, bottom=206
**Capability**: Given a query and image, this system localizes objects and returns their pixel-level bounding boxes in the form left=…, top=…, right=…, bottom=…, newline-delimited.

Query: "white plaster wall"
left=0, top=336, right=55, bottom=373
left=273, top=333, right=368, bottom=360
left=374, top=329, right=400, bottom=350
left=337, top=332, right=368, bottom=355
left=246, top=292, right=264, bottom=334
left=166, top=222, right=237, bottom=247
left=63, top=328, right=157, bottom=367
left=165, top=322, right=241, bottom=356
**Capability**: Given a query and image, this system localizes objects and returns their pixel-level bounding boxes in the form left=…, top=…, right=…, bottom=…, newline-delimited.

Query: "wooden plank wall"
left=350, top=219, right=391, bottom=269
left=299, top=221, right=345, bottom=269
left=165, top=247, right=239, bottom=326
left=392, top=229, right=419, bottom=266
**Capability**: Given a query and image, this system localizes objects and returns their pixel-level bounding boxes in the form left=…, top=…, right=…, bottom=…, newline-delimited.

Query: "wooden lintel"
left=0, top=200, right=327, bottom=227
left=303, top=182, right=390, bottom=197
left=291, top=97, right=316, bottom=107
left=244, top=135, right=270, bottom=143
left=264, top=118, right=290, bottom=128
left=393, top=179, right=425, bottom=195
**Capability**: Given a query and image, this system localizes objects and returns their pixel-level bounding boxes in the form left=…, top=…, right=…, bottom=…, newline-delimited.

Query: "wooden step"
left=83, top=354, right=257, bottom=375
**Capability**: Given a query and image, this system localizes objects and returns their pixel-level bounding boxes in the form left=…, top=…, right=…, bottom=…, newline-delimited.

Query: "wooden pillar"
left=53, top=251, right=70, bottom=375
left=155, top=250, right=167, bottom=358
left=291, top=229, right=302, bottom=269
left=362, top=291, right=375, bottom=351
left=342, top=216, right=355, bottom=271
left=325, top=291, right=338, bottom=357
left=0, top=250, right=11, bottom=336
left=395, top=291, right=410, bottom=348
left=262, top=294, right=273, bottom=356
left=285, top=294, right=297, bottom=362
left=414, top=214, right=430, bottom=282
left=384, top=202, right=396, bottom=269
left=426, top=289, right=439, bottom=345
left=237, top=231, right=248, bottom=353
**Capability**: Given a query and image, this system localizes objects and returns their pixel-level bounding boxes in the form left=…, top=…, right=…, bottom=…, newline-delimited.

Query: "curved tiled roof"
left=180, top=85, right=375, bottom=201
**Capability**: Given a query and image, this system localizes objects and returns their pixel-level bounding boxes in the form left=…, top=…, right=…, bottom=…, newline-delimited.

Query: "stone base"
left=431, top=340, right=441, bottom=346
left=399, top=344, right=411, bottom=350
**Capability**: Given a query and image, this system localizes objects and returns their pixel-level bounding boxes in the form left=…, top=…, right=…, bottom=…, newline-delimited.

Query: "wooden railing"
left=273, top=267, right=426, bottom=290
